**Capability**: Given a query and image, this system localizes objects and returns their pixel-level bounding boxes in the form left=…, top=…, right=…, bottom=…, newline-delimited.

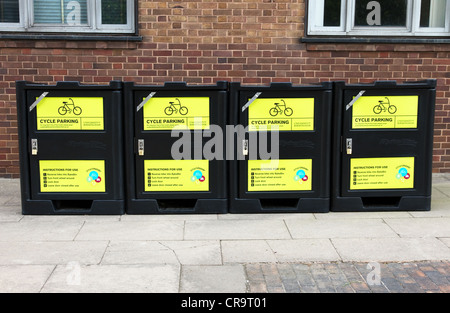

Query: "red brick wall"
left=0, top=0, right=449, bottom=178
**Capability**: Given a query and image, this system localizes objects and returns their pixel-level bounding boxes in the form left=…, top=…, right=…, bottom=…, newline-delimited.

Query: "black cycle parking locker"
left=16, top=81, right=125, bottom=215
left=124, top=82, right=228, bottom=214
left=229, top=82, right=333, bottom=213
left=332, top=80, right=436, bottom=212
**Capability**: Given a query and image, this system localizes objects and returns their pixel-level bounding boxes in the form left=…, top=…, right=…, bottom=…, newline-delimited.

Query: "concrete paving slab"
left=121, top=214, right=218, bottom=222
left=21, top=215, right=121, bottom=223
left=102, top=241, right=222, bottom=265
left=410, top=199, right=450, bottom=217
left=0, top=179, right=21, bottom=194
left=440, top=238, right=450, bottom=248
left=4, top=194, right=21, bottom=206
left=314, top=211, right=412, bottom=220
left=217, top=213, right=315, bottom=220
left=75, top=220, right=185, bottom=241
left=433, top=186, right=450, bottom=198
left=221, top=240, right=278, bottom=263
left=0, top=176, right=450, bottom=293
left=0, top=220, right=84, bottom=241
left=285, top=219, right=398, bottom=239
left=102, top=241, right=178, bottom=265
left=0, top=195, right=14, bottom=205
left=180, top=265, right=247, bottom=293
left=267, top=239, right=341, bottom=262
left=432, top=174, right=450, bottom=185
left=41, top=264, right=180, bottom=293
left=384, top=218, right=450, bottom=238
left=0, top=241, right=108, bottom=265
left=431, top=187, right=450, bottom=199
left=332, top=238, right=450, bottom=262
left=161, top=241, right=222, bottom=265
left=184, top=220, right=291, bottom=240
left=0, top=206, right=22, bottom=222
left=0, top=265, right=55, bottom=293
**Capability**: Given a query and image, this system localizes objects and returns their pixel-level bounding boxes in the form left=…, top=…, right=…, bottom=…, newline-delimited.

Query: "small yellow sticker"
left=350, top=157, right=415, bottom=190
left=40, top=160, right=106, bottom=193
left=143, top=97, right=210, bottom=130
left=144, top=160, right=209, bottom=192
left=248, top=159, right=312, bottom=192
left=352, top=96, right=418, bottom=129
left=36, top=97, right=104, bottom=130
left=249, top=98, right=315, bottom=132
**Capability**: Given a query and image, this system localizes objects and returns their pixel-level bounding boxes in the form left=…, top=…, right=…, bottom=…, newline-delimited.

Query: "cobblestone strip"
left=244, top=262, right=450, bottom=293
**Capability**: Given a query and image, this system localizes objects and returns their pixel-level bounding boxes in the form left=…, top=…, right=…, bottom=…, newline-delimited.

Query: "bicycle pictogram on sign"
left=164, top=98, right=188, bottom=116
left=269, top=100, right=294, bottom=117
left=373, top=97, right=397, bottom=115
left=58, top=98, right=82, bottom=116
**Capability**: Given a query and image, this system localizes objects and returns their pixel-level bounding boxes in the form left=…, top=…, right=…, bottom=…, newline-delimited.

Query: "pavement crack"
left=72, top=221, right=86, bottom=241
left=219, top=240, right=224, bottom=265
left=39, top=265, right=57, bottom=293
left=329, top=239, right=344, bottom=262
left=158, top=241, right=181, bottom=265
left=283, top=219, right=294, bottom=239
left=98, top=240, right=110, bottom=265
left=382, top=218, right=401, bottom=238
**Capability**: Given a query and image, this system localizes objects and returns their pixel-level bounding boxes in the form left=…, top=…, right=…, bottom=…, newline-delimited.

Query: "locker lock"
left=346, top=138, right=353, bottom=155
left=138, top=139, right=145, bottom=156
left=31, top=139, right=38, bottom=155
left=243, top=140, right=249, bottom=156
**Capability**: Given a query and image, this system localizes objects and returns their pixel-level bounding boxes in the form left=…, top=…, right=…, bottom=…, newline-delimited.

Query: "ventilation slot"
left=361, top=197, right=401, bottom=208
left=259, top=198, right=299, bottom=210
left=156, top=199, right=198, bottom=212
left=53, top=200, right=94, bottom=211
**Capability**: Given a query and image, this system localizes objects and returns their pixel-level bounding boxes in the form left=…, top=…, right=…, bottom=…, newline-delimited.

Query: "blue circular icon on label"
left=296, top=170, right=306, bottom=179
left=399, top=168, right=408, bottom=177
left=193, top=170, right=203, bottom=179
left=89, top=171, right=99, bottom=180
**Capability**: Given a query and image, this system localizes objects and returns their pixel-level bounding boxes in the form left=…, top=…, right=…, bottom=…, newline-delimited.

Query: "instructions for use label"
left=144, top=160, right=209, bottom=192
left=39, top=160, right=106, bottom=193
left=350, top=157, right=415, bottom=190
left=248, top=159, right=312, bottom=192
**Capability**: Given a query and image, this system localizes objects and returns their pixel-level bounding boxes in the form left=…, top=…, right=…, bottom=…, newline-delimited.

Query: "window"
left=308, top=0, right=450, bottom=36
left=0, top=0, right=135, bottom=34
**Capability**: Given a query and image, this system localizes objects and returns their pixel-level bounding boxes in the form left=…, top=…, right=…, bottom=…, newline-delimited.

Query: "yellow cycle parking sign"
left=249, top=98, right=315, bottom=131
left=143, top=97, right=210, bottom=130
left=352, top=96, right=419, bottom=129
left=36, top=97, right=104, bottom=131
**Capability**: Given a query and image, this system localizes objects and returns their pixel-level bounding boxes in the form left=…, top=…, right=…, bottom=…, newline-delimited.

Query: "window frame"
left=0, top=0, right=136, bottom=34
left=307, top=0, right=450, bottom=37
left=94, top=0, right=135, bottom=33
left=0, top=0, right=27, bottom=31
